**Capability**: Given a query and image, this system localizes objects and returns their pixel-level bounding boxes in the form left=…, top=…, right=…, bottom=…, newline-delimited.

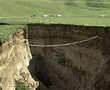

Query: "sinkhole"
left=27, top=24, right=110, bottom=90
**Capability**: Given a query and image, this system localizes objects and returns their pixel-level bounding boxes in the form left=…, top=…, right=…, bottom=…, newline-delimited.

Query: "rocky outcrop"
left=0, top=29, right=39, bottom=90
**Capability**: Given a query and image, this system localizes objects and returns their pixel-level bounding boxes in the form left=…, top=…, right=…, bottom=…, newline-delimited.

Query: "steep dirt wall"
left=28, top=24, right=110, bottom=90
left=0, top=29, right=39, bottom=90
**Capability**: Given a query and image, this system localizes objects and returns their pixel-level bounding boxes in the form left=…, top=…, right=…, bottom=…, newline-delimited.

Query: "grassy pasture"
left=0, top=0, right=110, bottom=26
left=0, top=0, right=110, bottom=41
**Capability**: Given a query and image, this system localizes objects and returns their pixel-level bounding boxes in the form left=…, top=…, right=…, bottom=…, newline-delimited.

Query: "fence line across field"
left=0, top=15, right=109, bottom=19
left=47, top=2, right=110, bottom=4
left=40, top=1, right=110, bottom=4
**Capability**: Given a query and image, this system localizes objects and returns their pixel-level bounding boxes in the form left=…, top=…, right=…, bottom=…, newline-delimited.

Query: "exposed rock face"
left=28, top=24, right=110, bottom=90
left=0, top=30, right=39, bottom=90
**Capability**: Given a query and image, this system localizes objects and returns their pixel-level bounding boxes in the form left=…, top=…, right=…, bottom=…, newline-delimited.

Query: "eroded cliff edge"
left=28, top=24, right=110, bottom=90
left=0, top=29, right=39, bottom=90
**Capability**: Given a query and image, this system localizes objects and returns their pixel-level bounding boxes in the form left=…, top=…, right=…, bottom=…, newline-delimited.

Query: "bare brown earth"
left=0, top=30, right=38, bottom=90
left=27, top=24, right=110, bottom=90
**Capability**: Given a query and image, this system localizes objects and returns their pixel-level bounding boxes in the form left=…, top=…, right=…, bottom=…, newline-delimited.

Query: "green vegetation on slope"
left=15, top=80, right=30, bottom=90
left=0, top=25, right=25, bottom=41
left=0, top=0, right=110, bottom=26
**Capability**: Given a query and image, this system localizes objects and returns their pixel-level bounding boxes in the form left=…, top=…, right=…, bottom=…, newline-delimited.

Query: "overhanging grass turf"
left=0, top=25, right=25, bottom=41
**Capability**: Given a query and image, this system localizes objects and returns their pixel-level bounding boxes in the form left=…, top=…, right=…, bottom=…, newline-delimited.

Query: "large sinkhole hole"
left=28, top=25, right=110, bottom=90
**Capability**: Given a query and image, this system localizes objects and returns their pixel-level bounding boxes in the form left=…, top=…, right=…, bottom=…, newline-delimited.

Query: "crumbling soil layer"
left=28, top=24, right=110, bottom=90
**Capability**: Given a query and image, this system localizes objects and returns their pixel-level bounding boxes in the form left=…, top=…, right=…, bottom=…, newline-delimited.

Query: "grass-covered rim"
left=0, top=23, right=110, bottom=42
left=0, top=25, right=26, bottom=41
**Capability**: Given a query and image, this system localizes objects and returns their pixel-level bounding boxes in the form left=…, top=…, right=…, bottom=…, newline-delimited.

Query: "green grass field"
left=0, top=0, right=110, bottom=26
left=0, top=0, right=110, bottom=41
